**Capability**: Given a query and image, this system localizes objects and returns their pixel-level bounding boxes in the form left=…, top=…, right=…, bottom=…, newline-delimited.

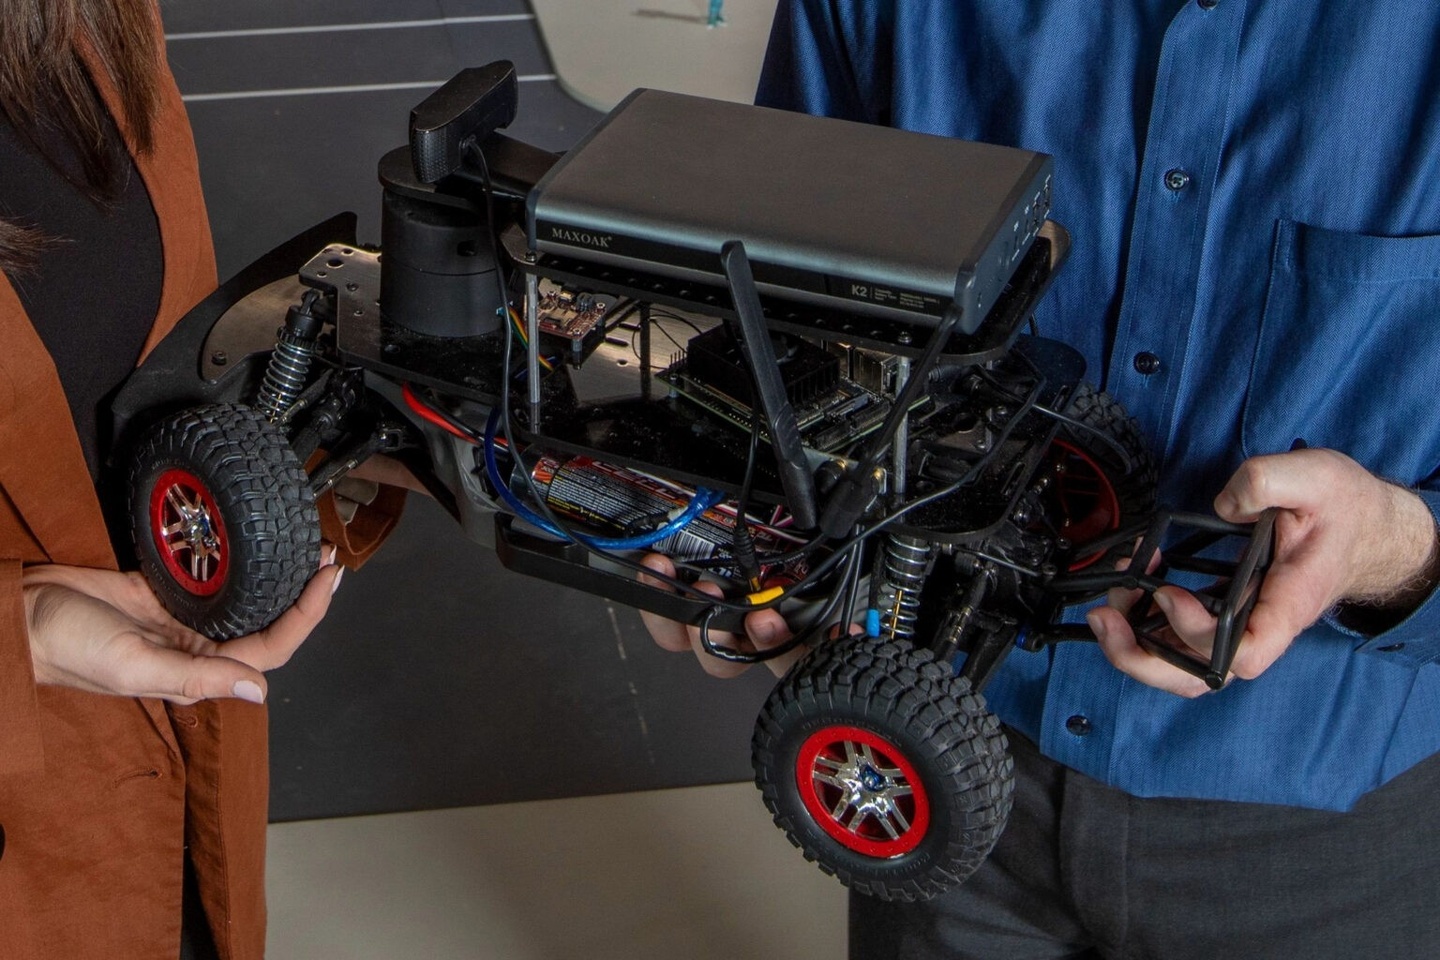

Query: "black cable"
left=730, top=409, right=764, bottom=588
left=438, top=141, right=796, bottom=610
left=640, top=458, right=972, bottom=614
left=687, top=464, right=1001, bottom=658
left=466, top=147, right=825, bottom=610
left=839, top=524, right=866, bottom=627
left=962, top=347, right=1134, bottom=472
left=698, top=543, right=860, bottom=663
left=1031, top=403, right=1135, bottom=473
left=472, top=142, right=591, bottom=569
left=468, top=145, right=717, bottom=601
left=458, top=140, right=970, bottom=620
left=628, top=321, right=690, bottom=361
left=729, top=473, right=966, bottom=613
left=644, top=309, right=706, bottom=337
left=465, top=140, right=514, bottom=349
left=460, top=183, right=1073, bottom=627
left=854, top=308, right=963, bottom=475
left=678, top=540, right=806, bottom=571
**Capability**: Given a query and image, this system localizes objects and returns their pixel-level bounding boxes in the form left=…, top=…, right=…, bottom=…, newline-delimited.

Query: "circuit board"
left=536, top=282, right=611, bottom=341
left=660, top=365, right=892, bottom=455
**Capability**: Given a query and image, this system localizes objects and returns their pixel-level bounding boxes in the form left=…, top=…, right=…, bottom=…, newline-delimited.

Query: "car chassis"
left=112, top=64, right=1273, bottom=901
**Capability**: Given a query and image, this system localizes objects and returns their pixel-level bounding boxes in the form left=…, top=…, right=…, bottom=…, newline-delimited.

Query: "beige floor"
left=267, top=782, right=848, bottom=959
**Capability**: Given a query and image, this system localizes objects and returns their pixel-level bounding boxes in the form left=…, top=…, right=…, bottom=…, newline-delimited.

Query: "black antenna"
left=719, top=241, right=819, bottom=530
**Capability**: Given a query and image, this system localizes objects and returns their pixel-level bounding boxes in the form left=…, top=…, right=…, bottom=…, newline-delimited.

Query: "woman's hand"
left=21, top=554, right=343, bottom=705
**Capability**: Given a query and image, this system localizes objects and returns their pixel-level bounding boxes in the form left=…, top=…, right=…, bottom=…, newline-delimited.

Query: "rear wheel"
left=129, top=403, right=320, bottom=639
left=753, top=635, right=1013, bottom=901
left=1046, top=383, right=1156, bottom=570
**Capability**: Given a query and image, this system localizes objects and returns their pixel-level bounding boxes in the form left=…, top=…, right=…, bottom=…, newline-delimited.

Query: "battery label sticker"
left=528, top=454, right=809, bottom=582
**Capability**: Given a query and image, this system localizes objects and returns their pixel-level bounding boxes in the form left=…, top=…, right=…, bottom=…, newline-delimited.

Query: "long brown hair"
left=0, top=0, right=161, bottom=273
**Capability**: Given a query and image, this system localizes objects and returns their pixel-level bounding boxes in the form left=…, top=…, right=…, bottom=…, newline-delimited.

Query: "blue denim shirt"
left=757, top=0, right=1440, bottom=811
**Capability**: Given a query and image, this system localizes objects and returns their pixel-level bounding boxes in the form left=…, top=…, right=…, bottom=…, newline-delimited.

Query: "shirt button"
left=1133, top=351, right=1162, bottom=375
left=1164, top=168, right=1192, bottom=191
left=1198, top=0, right=1219, bottom=8
left=1066, top=714, right=1094, bottom=736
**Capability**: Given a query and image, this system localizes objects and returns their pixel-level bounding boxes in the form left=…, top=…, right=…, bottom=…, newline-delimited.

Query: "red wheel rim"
left=1047, top=439, right=1122, bottom=570
left=796, top=725, right=930, bottom=858
left=150, top=468, right=229, bottom=597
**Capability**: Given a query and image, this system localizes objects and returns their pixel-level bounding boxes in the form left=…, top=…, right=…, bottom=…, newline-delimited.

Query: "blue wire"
left=483, top=409, right=722, bottom=550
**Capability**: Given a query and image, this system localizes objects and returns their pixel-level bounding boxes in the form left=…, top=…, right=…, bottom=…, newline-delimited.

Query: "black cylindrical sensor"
left=380, top=190, right=504, bottom=338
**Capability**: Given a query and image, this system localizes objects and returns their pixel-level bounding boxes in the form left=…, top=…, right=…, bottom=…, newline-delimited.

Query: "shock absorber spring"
left=255, top=291, right=325, bottom=423
left=871, top=534, right=934, bottom=641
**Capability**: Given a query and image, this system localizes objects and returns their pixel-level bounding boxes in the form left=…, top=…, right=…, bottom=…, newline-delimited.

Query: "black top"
left=528, top=88, right=1052, bottom=332
left=0, top=88, right=163, bottom=481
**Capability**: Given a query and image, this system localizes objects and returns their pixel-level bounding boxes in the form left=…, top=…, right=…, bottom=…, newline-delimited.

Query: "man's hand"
left=21, top=555, right=343, bottom=705
left=1088, top=449, right=1438, bottom=697
left=637, top=554, right=806, bottom=680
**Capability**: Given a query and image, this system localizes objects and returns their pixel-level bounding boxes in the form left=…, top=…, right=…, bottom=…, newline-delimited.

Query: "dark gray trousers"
left=850, top=731, right=1440, bottom=960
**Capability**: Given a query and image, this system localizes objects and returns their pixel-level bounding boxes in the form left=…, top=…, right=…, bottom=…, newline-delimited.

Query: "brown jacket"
left=0, top=13, right=398, bottom=959
left=0, top=22, right=262, bottom=960
left=0, top=44, right=260, bottom=960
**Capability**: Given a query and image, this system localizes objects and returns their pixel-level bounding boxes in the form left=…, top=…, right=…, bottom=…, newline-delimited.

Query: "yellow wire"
left=508, top=307, right=554, bottom=371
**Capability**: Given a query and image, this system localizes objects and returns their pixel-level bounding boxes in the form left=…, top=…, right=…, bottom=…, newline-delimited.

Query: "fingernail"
left=330, top=566, right=345, bottom=595
left=1152, top=590, right=1174, bottom=617
left=750, top=620, right=777, bottom=646
left=326, top=546, right=338, bottom=566
left=1086, top=611, right=1107, bottom=643
left=233, top=680, right=265, bottom=704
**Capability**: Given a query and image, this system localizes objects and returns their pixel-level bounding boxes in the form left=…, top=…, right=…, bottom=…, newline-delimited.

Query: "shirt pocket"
left=1241, top=219, right=1440, bottom=485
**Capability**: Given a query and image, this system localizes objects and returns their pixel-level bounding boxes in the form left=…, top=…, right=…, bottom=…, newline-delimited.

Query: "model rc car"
left=112, top=63, right=1273, bottom=901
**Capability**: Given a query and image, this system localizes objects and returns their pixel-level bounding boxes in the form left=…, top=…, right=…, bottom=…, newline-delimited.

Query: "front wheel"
left=752, top=635, right=1013, bottom=901
left=129, top=403, right=321, bottom=639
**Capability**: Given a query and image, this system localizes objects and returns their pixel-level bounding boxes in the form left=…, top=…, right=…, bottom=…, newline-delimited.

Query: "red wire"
left=401, top=382, right=477, bottom=444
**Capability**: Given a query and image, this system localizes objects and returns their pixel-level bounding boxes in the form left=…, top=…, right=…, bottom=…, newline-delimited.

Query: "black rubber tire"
left=752, top=635, right=1013, bottom=902
left=129, top=403, right=320, bottom=640
left=1050, top=383, right=1157, bottom=569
